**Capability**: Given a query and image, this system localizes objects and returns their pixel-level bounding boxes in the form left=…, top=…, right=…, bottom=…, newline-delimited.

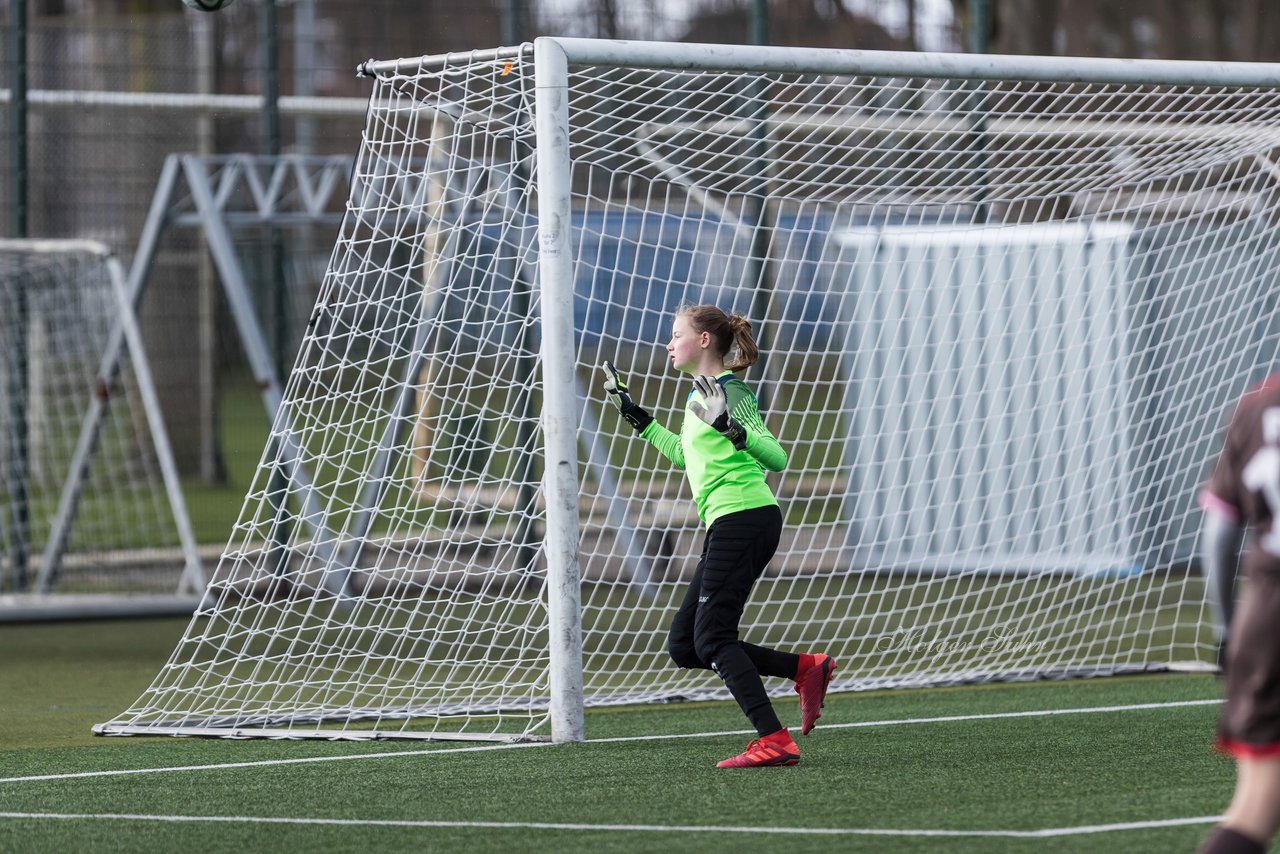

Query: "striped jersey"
left=1202, top=372, right=1280, bottom=574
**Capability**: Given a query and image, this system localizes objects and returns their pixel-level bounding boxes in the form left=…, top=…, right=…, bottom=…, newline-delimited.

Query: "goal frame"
left=353, top=38, right=1280, bottom=743
left=93, top=38, right=1280, bottom=743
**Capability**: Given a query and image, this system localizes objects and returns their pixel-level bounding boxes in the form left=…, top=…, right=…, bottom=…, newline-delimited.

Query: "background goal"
left=1, top=240, right=203, bottom=618
left=99, top=39, right=1280, bottom=742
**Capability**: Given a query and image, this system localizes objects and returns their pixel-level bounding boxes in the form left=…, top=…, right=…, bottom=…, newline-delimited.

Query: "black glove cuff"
left=713, top=413, right=747, bottom=450
left=622, top=405, right=654, bottom=433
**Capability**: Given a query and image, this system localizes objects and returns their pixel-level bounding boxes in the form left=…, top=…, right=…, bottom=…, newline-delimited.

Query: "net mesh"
left=100, top=45, right=1280, bottom=740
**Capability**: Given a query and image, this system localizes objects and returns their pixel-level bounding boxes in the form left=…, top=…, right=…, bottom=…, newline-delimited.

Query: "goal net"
left=0, top=240, right=202, bottom=616
left=99, top=40, right=1280, bottom=741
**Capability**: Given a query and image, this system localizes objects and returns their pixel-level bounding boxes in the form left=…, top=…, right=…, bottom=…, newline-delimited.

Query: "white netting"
left=101, top=44, right=1280, bottom=740
left=0, top=244, right=188, bottom=602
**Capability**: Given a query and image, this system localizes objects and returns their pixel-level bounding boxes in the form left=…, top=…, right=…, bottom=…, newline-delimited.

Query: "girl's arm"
left=600, top=362, right=684, bottom=468
left=639, top=421, right=685, bottom=469
left=726, top=383, right=787, bottom=472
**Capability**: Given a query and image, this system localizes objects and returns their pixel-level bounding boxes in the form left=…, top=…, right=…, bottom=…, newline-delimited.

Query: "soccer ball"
left=182, top=0, right=235, bottom=10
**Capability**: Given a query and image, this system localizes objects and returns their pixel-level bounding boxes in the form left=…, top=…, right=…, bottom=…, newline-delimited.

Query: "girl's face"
left=666, top=314, right=709, bottom=374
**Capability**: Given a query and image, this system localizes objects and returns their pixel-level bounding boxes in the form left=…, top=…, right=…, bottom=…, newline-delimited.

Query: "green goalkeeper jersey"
left=639, top=371, right=787, bottom=526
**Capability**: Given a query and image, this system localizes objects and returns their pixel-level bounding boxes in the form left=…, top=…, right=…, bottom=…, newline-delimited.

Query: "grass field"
left=0, top=616, right=1239, bottom=853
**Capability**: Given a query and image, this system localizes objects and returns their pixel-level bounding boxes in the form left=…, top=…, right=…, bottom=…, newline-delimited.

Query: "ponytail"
left=724, top=312, right=759, bottom=371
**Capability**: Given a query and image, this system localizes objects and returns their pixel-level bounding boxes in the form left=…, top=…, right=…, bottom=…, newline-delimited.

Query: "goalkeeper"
left=602, top=304, right=835, bottom=768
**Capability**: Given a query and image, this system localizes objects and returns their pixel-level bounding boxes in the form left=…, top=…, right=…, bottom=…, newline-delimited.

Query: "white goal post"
left=98, top=39, right=1280, bottom=742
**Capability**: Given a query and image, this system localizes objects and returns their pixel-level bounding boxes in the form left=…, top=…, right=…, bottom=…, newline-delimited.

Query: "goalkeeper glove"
left=600, top=361, right=654, bottom=432
left=690, top=375, right=747, bottom=450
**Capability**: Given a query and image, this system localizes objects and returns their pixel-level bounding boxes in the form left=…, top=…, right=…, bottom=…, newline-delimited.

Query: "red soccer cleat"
left=716, top=728, right=800, bottom=768
left=795, top=653, right=836, bottom=735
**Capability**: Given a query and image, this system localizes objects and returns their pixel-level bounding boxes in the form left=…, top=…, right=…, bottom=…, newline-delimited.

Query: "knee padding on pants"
left=668, top=639, right=704, bottom=670
left=694, top=634, right=733, bottom=671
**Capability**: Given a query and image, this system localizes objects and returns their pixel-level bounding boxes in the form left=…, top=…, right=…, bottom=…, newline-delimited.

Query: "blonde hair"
left=677, top=304, right=759, bottom=372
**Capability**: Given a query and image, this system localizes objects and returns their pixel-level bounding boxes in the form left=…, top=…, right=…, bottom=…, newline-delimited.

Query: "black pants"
left=667, top=504, right=799, bottom=736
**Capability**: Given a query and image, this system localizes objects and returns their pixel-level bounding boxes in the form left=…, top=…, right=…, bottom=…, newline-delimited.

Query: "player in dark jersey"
left=601, top=304, right=835, bottom=768
left=1198, top=374, right=1280, bottom=854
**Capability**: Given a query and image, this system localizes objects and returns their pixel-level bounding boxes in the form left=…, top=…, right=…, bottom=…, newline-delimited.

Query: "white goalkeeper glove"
left=690, top=375, right=747, bottom=450
left=600, top=361, right=654, bottom=432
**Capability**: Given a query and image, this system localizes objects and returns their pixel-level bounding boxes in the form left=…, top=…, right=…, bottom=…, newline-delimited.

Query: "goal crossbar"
left=361, top=37, right=1280, bottom=85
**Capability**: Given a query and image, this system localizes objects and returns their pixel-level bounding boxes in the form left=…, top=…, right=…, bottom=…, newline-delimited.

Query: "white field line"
left=0, top=741, right=553, bottom=784
left=590, top=697, right=1226, bottom=744
left=0, top=697, right=1222, bottom=786
left=0, top=811, right=1224, bottom=839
